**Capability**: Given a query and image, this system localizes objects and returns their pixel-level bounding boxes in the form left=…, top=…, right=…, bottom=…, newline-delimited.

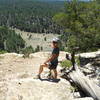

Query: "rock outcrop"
left=0, top=52, right=73, bottom=100
left=79, top=50, right=100, bottom=78
left=79, top=50, right=100, bottom=67
left=0, top=51, right=99, bottom=100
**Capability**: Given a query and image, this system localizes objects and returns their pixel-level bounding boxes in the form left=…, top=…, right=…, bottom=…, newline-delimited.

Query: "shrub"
left=61, top=56, right=80, bottom=68
left=41, top=46, right=43, bottom=51
left=61, top=60, right=72, bottom=68
left=75, top=56, right=80, bottom=66
left=44, top=37, right=47, bottom=41
left=22, top=46, right=34, bottom=58
left=35, top=45, right=40, bottom=52
left=0, top=50, right=7, bottom=54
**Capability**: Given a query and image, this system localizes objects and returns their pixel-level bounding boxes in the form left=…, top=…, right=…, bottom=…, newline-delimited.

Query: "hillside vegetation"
left=54, top=0, right=100, bottom=52
left=0, top=0, right=100, bottom=53
left=0, top=26, right=25, bottom=53
left=0, top=0, right=64, bottom=33
left=0, top=0, right=63, bottom=53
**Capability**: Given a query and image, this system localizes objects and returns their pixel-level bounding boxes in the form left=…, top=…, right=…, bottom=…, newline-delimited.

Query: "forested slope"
left=0, top=0, right=64, bottom=33
left=0, top=26, right=25, bottom=53
left=0, top=0, right=64, bottom=53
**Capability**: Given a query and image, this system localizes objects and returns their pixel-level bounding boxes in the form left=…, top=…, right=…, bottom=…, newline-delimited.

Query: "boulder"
left=79, top=50, right=100, bottom=67
left=0, top=52, right=74, bottom=100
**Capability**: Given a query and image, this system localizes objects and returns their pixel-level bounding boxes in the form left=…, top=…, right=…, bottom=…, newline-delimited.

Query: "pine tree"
left=53, top=0, right=100, bottom=52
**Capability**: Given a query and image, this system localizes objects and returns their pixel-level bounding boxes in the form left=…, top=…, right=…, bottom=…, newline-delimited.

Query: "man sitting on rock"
left=37, top=38, right=60, bottom=79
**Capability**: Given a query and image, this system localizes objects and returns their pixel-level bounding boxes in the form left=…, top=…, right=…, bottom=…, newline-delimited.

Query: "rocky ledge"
left=0, top=51, right=99, bottom=100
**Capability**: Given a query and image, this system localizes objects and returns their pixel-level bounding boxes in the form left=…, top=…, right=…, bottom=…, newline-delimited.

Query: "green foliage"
left=41, top=46, right=43, bottom=51
left=75, top=56, right=80, bottom=65
left=67, top=35, right=78, bottom=51
left=35, top=45, right=40, bottom=52
left=61, top=56, right=80, bottom=68
left=44, top=37, right=47, bottom=41
left=58, top=38, right=65, bottom=51
left=70, top=86, right=78, bottom=93
left=61, top=60, right=72, bottom=68
left=22, top=46, right=34, bottom=58
left=53, top=13, right=67, bottom=27
left=0, top=50, right=7, bottom=54
left=0, top=26, right=25, bottom=53
left=53, top=0, right=100, bottom=52
left=0, top=0, right=63, bottom=33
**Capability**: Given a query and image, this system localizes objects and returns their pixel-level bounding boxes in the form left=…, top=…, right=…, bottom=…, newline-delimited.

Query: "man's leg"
left=38, top=64, right=48, bottom=78
left=53, top=69, right=57, bottom=79
left=39, top=64, right=45, bottom=75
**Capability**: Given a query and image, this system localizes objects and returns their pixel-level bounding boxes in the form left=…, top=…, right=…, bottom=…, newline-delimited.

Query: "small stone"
left=73, top=92, right=81, bottom=98
left=18, top=82, right=22, bottom=85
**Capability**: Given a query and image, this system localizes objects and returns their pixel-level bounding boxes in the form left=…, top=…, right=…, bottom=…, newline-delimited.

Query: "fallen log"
left=62, top=49, right=100, bottom=100
left=68, top=66, right=100, bottom=100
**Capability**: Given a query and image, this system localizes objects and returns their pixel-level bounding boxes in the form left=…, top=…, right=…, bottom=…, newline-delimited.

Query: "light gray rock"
left=74, top=97, right=94, bottom=100
left=5, top=78, right=72, bottom=100
left=73, top=92, right=81, bottom=98
left=0, top=52, right=74, bottom=100
left=79, top=50, right=100, bottom=67
left=79, top=51, right=100, bottom=58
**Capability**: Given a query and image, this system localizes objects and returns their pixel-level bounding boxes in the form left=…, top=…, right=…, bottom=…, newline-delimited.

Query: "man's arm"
left=44, top=54, right=59, bottom=64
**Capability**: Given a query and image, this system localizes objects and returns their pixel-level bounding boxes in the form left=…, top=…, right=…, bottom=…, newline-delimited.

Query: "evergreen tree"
left=53, top=0, right=100, bottom=52
left=0, top=26, right=25, bottom=53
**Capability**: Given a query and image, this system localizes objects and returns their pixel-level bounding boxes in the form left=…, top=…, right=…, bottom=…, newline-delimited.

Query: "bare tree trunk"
left=71, top=51, right=75, bottom=70
left=68, top=65, right=100, bottom=100
left=63, top=48, right=100, bottom=100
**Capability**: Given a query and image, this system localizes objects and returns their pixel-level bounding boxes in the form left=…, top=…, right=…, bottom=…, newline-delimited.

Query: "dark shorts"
left=48, top=62, right=58, bottom=70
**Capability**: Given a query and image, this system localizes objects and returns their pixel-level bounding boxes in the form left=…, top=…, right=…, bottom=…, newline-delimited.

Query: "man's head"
left=52, top=38, right=59, bottom=48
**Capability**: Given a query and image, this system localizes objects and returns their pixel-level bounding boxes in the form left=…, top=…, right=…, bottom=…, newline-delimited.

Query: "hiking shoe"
left=34, top=75, right=41, bottom=79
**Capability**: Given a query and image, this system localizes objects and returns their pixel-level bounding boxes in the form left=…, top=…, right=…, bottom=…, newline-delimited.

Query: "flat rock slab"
left=0, top=53, right=73, bottom=100
left=5, top=78, right=72, bottom=100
